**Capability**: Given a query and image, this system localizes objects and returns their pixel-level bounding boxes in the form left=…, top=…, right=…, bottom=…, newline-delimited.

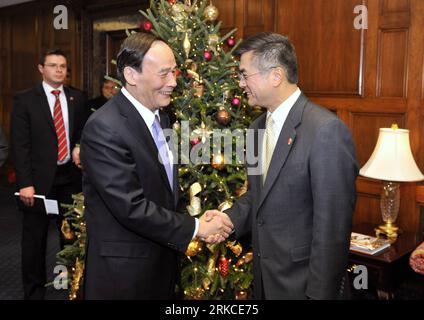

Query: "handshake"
left=196, top=210, right=234, bottom=244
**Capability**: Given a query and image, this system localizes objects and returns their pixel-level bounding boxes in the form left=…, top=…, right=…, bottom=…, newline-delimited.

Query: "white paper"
left=14, top=193, right=58, bottom=215
left=44, top=199, right=59, bottom=215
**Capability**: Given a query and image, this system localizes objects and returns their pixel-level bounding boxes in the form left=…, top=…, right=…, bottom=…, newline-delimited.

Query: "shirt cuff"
left=192, top=217, right=199, bottom=239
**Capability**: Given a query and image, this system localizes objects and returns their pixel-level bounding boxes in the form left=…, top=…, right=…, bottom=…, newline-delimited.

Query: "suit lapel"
left=257, top=94, right=308, bottom=211
left=36, top=85, right=55, bottom=133
left=64, top=86, right=75, bottom=142
left=116, top=93, right=174, bottom=197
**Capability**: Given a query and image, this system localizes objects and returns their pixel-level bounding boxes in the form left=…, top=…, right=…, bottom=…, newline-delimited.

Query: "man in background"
left=11, top=49, right=87, bottom=299
left=86, top=78, right=118, bottom=112
left=0, top=125, right=8, bottom=167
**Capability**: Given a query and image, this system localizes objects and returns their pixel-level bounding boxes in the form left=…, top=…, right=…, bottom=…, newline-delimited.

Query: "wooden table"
left=348, top=223, right=422, bottom=299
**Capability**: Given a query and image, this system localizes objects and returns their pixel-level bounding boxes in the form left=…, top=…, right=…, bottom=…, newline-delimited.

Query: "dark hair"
left=116, top=32, right=163, bottom=86
left=235, top=32, right=298, bottom=84
left=39, top=49, right=67, bottom=66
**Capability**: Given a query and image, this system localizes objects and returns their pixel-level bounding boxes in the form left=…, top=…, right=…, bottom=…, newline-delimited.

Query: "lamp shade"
left=360, top=127, right=424, bottom=182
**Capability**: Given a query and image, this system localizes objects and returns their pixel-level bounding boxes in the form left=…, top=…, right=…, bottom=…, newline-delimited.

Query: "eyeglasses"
left=237, top=66, right=279, bottom=81
left=44, top=63, right=67, bottom=70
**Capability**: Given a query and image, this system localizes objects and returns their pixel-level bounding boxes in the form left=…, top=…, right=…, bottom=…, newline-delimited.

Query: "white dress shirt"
left=262, top=88, right=302, bottom=167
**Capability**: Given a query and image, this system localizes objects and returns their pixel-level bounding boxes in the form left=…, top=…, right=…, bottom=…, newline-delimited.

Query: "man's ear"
left=123, top=66, right=138, bottom=86
left=38, top=64, right=44, bottom=75
left=271, top=67, right=285, bottom=87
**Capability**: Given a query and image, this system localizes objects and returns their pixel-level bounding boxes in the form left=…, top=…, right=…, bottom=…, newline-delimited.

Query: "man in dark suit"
left=11, top=49, right=87, bottom=300
left=0, top=125, right=7, bottom=167
left=86, top=78, right=118, bottom=113
left=80, top=32, right=233, bottom=300
left=220, top=32, right=358, bottom=299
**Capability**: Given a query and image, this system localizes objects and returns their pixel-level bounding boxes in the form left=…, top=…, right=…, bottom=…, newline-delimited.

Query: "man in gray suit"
left=0, top=125, right=8, bottom=167
left=221, top=32, right=358, bottom=299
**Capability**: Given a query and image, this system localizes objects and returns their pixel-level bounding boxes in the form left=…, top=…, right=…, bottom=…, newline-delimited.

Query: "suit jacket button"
left=257, top=252, right=261, bottom=257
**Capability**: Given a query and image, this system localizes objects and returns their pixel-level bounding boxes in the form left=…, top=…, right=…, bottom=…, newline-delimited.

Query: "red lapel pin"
left=70, top=97, right=74, bottom=101
left=288, top=137, right=293, bottom=145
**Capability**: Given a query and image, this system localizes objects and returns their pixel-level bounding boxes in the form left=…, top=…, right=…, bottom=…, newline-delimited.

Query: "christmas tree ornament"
left=207, top=252, right=218, bottom=277
left=236, top=258, right=245, bottom=267
left=193, top=122, right=213, bottom=143
left=208, top=33, right=220, bottom=52
left=227, top=36, right=236, bottom=47
left=171, top=3, right=188, bottom=32
left=192, top=81, right=205, bottom=97
left=190, top=136, right=201, bottom=146
left=186, top=182, right=202, bottom=216
left=212, top=154, right=225, bottom=170
left=183, top=32, right=191, bottom=58
left=244, top=251, right=253, bottom=263
left=202, top=277, right=211, bottom=290
left=167, top=0, right=177, bottom=5
left=173, top=121, right=181, bottom=130
left=203, top=50, right=213, bottom=61
left=218, top=200, right=233, bottom=212
left=142, top=20, right=152, bottom=31
left=218, top=255, right=229, bottom=277
left=216, top=107, right=231, bottom=125
left=175, top=68, right=182, bottom=77
left=226, top=240, right=243, bottom=257
left=204, top=2, right=219, bottom=22
left=186, top=239, right=203, bottom=257
left=61, top=219, right=75, bottom=240
left=235, top=290, right=248, bottom=300
left=235, top=181, right=248, bottom=197
left=231, top=97, right=241, bottom=106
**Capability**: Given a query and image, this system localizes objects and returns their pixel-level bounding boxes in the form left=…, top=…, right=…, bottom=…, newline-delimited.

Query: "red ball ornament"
left=227, top=37, right=236, bottom=47
left=231, top=97, right=240, bottom=106
left=142, top=21, right=152, bottom=31
left=175, top=69, right=181, bottom=77
left=190, top=137, right=201, bottom=146
left=204, top=50, right=212, bottom=61
left=167, top=0, right=177, bottom=4
left=218, top=256, right=229, bottom=277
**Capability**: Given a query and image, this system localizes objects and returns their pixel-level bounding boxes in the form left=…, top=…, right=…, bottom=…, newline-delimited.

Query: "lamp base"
left=375, top=222, right=401, bottom=243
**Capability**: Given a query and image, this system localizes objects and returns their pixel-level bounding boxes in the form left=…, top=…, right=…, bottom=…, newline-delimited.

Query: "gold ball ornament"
left=216, top=107, right=230, bottom=125
left=212, top=154, right=225, bottom=170
left=204, top=3, right=219, bottom=22
left=185, top=239, right=203, bottom=257
left=236, top=290, right=248, bottom=300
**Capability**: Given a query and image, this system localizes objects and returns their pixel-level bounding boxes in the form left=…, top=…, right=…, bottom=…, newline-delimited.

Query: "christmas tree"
left=140, top=0, right=259, bottom=300
left=56, top=0, right=261, bottom=300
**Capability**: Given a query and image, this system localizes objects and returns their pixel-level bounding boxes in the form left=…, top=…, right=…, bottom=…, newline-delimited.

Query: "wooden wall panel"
left=351, top=113, right=405, bottom=166
left=377, top=29, right=408, bottom=97
left=275, top=0, right=364, bottom=96
left=381, top=0, right=410, bottom=13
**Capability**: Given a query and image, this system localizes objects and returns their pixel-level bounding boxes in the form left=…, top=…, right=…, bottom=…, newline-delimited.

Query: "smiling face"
left=238, top=51, right=273, bottom=109
left=124, top=41, right=177, bottom=111
left=38, top=54, right=67, bottom=88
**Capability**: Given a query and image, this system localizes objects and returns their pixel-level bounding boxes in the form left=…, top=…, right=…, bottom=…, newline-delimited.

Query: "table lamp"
left=359, top=124, right=424, bottom=242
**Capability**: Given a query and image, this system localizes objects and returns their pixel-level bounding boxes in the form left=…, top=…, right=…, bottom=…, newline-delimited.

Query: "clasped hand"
left=197, top=210, right=234, bottom=244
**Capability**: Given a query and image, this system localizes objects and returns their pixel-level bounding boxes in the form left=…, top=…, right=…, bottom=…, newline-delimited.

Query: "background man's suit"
left=80, top=92, right=195, bottom=299
left=11, top=84, right=86, bottom=299
left=228, top=93, right=358, bottom=299
left=0, top=125, right=8, bottom=167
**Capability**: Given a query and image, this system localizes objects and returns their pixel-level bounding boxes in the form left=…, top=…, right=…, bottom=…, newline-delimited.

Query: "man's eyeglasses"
left=237, top=71, right=262, bottom=81
left=44, top=63, right=67, bottom=70
left=237, top=66, right=279, bottom=81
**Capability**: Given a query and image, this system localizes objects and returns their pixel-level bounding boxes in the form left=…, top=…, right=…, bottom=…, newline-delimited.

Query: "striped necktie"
left=51, top=90, right=68, bottom=162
